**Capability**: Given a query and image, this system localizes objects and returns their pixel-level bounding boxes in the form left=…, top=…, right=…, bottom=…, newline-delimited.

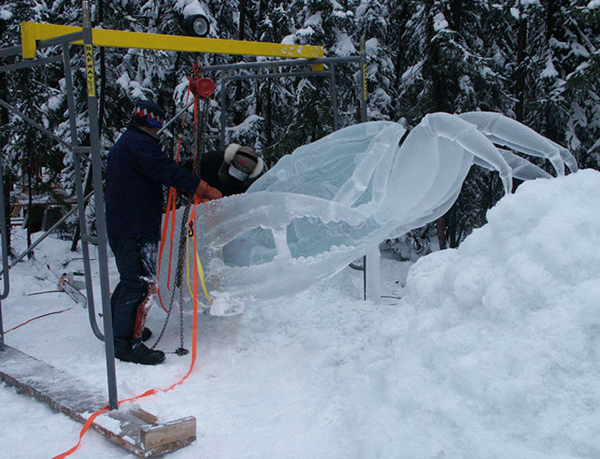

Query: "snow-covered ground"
left=1, top=169, right=600, bottom=459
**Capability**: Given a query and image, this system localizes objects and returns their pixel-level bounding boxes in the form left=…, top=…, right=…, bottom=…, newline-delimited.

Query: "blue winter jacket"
left=106, top=124, right=200, bottom=240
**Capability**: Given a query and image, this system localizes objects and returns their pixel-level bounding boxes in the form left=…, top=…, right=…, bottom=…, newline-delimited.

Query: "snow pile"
left=396, top=168, right=600, bottom=456
left=1, top=169, right=600, bottom=459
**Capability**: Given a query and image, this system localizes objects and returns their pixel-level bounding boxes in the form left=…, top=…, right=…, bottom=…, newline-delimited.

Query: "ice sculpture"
left=160, top=112, right=577, bottom=308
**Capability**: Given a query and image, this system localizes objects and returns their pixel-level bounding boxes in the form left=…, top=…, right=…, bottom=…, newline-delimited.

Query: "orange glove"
left=194, top=179, right=223, bottom=202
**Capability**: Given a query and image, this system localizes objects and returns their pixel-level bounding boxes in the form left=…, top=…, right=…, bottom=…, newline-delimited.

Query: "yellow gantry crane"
left=20, top=20, right=324, bottom=59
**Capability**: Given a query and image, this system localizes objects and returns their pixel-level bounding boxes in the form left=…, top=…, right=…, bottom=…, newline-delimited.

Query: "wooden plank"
left=132, top=408, right=159, bottom=425
left=0, top=345, right=107, bottom=418
left=0, top=345, right=196, bottom=457
left=141, top=416, right=196, bottom=451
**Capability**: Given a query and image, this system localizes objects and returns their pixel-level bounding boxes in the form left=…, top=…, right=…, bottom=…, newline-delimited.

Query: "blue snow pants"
left=109, top=238, right=158, bottom=349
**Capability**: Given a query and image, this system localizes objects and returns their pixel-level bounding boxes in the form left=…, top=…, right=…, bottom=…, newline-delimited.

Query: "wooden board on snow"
left=0, top=345, right=196, bottom=457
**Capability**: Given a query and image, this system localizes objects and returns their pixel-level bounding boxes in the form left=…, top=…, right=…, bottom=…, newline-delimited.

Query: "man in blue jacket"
left=106, top=100, right=222, bottom=365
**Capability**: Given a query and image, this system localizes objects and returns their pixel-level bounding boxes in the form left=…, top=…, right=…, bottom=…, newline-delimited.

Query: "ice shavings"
left=209, top=292, right=247, bottom=317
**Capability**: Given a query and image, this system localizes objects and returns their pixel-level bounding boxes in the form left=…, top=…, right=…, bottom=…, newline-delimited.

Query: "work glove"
left=194, top=179, right=223, bottom=203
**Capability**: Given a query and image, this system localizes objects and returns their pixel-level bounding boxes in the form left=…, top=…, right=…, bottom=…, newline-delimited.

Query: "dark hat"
left=131, top=100, right=165, bottom=129
left=228, top=146, right=259, bottom=181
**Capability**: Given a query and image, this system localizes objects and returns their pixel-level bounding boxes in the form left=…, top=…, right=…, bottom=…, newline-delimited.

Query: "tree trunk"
left=427, top=2, right=450, bottom=250
left=26, top=152, right=33, bottom=257
left=0, top=64, right=12, bottom=257
left=546, top=0, right=559, bottom=43
left=436, top=217, right=447, bottom=250
left=392, top=2, right=409, bottom=88
left=447, top=206, right=458, bottom=248
left=515, top=17, right=528, bottom=122
left=543, top=0, right=561, bottom=142
left=234, top=0, right=247, bottom=125
left=449, top=0, right=462, bottom=33
left=266, top=80, right=272, bottom=149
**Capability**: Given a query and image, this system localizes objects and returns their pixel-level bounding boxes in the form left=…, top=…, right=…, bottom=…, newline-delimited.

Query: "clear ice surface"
left=160, top=112, right=577, bottom=311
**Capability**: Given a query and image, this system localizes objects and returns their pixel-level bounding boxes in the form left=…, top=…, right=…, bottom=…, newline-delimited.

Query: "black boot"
left=142, top=327, right=152, bottom=342
left=115, top=339, right=165, bottom=365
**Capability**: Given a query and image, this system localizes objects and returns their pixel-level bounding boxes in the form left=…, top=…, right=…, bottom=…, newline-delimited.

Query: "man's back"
left=106, top=124, right=199, bottom=240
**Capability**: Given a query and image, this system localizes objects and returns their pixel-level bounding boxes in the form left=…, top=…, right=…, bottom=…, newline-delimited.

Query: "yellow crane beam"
left=20, top=21, right=324, bottom=60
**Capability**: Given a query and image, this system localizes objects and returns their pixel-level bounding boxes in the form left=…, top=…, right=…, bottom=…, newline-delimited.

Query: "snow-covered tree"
left=355, top=0, right=395, bottom=121
left=0, top=1, right=65, bottom=251
left=1, top=0, right=598, bottom=258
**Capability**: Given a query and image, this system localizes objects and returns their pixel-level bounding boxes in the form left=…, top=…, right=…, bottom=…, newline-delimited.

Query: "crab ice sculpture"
left=160, top=112, right=577, bottom=311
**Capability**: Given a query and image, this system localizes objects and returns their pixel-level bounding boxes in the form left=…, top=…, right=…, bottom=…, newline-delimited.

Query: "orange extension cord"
left=4, top=306, right=76, bottom=334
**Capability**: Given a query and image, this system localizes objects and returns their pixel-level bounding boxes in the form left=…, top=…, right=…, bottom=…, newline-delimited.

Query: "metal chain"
left=151, top=203, right=191, bottom=351
left=174, top=209, right=194, bottom=355
left=193, top=96, right=211, bottom=176
left=149, top=290, right=174, bottom=350
left=151, top=96, right=211, bottom=353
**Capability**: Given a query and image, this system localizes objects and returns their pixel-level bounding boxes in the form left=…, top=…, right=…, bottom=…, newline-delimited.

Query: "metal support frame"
left=359, top=37, right=375, bottom=302
left=0, top=48, right=53, bottom=356
left=0, top=16, right=372, bottom=415
left=0, top=46, right=22, bottom=58
left=161, top=51, right=376, bottom=300
left=81, top=0, right=118, bottom=409
left=0, top=192, right=93, bottom=273
left=61, top=43, right=104, bottom=341
left=0, top=54, right=62, bottom=73
left=201, top=51, right=378, bottom=301
left=215, top=66, right=338, bottom=150
left=0, top=98, right=72, bottom=148
left=20, top=21, right=324, bottom=60
left=174, top=55, right=365, bottom=153
left=0, top=148, right=9, bottom=351
left=0, top=10, right=119, bottom=407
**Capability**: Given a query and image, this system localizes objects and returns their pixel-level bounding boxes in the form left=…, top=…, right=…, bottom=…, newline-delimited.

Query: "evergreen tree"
left=0, top=2, right=65, bottom=252
left=2, top=0, right=599, bottom=260
left=555, top=1, right=600, bottom=170
left=355, top=0, right=395, bottom=121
